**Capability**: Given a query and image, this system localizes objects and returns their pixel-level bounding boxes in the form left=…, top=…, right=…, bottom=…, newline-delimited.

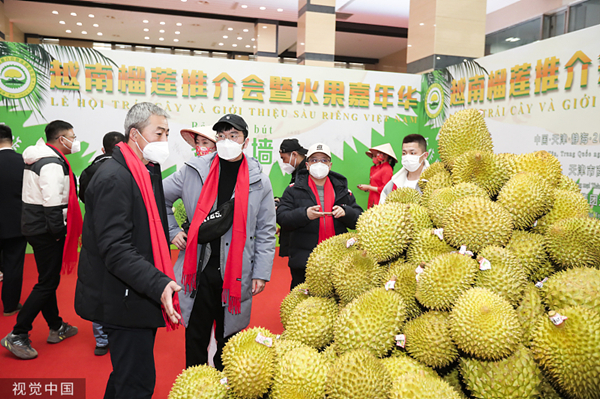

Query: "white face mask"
left=216, top=139, right=243, bottom=161
left=136, top=131, right=170, bottom=165
left=402, top=153, right=424, bottom=172
left=281, top=153, right=296, bottom=175
left=63, top=137, right=80, bottom=154
left=309, top=162, right=330, bottom=179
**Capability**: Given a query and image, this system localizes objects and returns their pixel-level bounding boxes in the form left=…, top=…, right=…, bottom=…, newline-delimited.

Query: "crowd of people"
left=0, top=102, right=430, bottom=399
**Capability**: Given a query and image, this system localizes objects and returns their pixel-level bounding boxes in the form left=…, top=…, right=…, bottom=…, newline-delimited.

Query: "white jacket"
left=379, top=160, right=430, bottom=204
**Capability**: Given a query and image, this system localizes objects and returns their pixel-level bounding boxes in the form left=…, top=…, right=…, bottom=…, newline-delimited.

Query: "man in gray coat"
left=164, top=114, right=276, bottom=370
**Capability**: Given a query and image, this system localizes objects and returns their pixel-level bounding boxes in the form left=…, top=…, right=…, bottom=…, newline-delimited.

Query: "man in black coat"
left=75, top=103, right=181, bottom=399
left=0, top=125, right=26, bottom=316
left=277, top=143, right=363, bottom=289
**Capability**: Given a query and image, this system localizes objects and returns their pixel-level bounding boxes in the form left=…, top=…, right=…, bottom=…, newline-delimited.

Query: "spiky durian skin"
left=305, top=233, right=357, bottom=298
left=532, top=306, right=600, bottom=399
left=285, top=296, right=337, bottom=350
left=475, top=246, right=527, bottom=306
left=222, top=327, right=276, bottom=399
left=356, top=203, right=413, bottom=263
left=381, top=259, right=422, bottom=320
left=517, top=284, right=546, bottom=347
left=545, top=217, right=600, bottom=269
left=386, top=187, right=421, bottom=204
left=460, top=345, right=542, bottom=399
left=427, top=183, right=489, bottom=228
left=541, top=267, right=600, bottom=314
left=326, top=349, right=392, bottom=399
left=270, top=343, right=328, bottom=399
left=403, top=311, right=458, bottom=368
left=438, top=109, right=493, bottom=170
left=279, top=283, right=310, bottom=328
left=444, top=196, right=513, bottom=253
left=452, top=151, right=510, bottom=197
left=418, top=161, right=450, bottom=191
left=533, top=189, right=590, bottom=234
left=388, top=371, right=463, bottom=399
left=380, top=353, right=439, bottom=380
left=335, top=287, right=406, bottom=357
left=505, top=231, right=549, bottom=280
left=321, top=343, right=338, bottom=366
left=416, top=253, right=479, bottom=311
left=420, top=171, right=453, bottom=208
left=497, top=172, right=554, bottom=230
left=442, top=367, right=469, bottom=399
left=557, top=173, right=580, bottom=192
left=332, top=250, right=385, bottom=306
left=513, top=150, right=563, bottom=187
left=450, top=288, right=522, bottom=361
left=168, top=365, right=228, bottom=399
left=407, top=203, right=433, bottom=232
left=406, top=228, right=455, bottom=266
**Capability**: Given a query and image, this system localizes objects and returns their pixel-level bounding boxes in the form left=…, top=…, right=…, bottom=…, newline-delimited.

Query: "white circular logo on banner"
left=425, top=83, right=443, bottom=119
left=0, top=56, right=37, bottom=99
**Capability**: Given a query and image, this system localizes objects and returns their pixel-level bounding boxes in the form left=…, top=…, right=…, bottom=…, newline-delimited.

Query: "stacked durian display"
left=170, top=108, right=600, bottom=399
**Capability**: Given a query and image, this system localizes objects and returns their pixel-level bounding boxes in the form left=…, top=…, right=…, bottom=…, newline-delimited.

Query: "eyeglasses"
left=308, top=158, right=331, bottom=164
left=215, top=132, right=242, bottom=141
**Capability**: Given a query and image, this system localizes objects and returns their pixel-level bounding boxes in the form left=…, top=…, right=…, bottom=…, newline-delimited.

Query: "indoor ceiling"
left=4, top=0, right=521, bottom=63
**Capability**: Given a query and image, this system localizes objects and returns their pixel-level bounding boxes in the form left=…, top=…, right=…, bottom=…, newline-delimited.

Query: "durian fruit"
left=451, top=151, right=510, bottom=197
left=460, top=345, right=542, bottom=399
left=386, top=187, right=421, bottom=204
left=442, top=367, right=469, bottom=399
left=326, top=349, right=392, bottom=399
left=380, top=352, right=439, bottom=380
left=438, top=109, right=493, bottom=170
left=450, top=288, right=522, bottom=360
left=285, top=296, right=337, bottom=350
left=541, top=267, right=600, bottom=314
left=497, top=172, right=554, bottom=230
left=545, top=217, right=600, bottom=269
left=532, top=189, right=590, bottom=234
left=420, top=171, right=454, bottom=208
left=389, top=371, right=463, bottom=399
left=539, top=374, right=564, bottom=399
left=168, top=364, right=228, bottom=399
left=321, top=343, right=338, bottom=366
left=381, top=259, right=422, bottom=320
left=444, top=195, right=513, bottom=253
left=270, top=342, right=328, bottom=399
left=406, top=203, right=433, bottom=232
left=332, top=251, right=385, bottom=306
left=516, top=284, right=546, bottom=347
left=505, top=231, right=549, bottom=280
left=531, top=260, right=557, bottom=286
left=279, top=283, right=310, bottom=328
left=403, top=311, right=458, bottom=368
left=497, top=152, right=518, bottom=176
left=418, top=161, right=450, bottom=191
left=416, top=253, right=479, bottom=311
left=173, top=200, right=188, bottom=230
left=222, top=327, right=276, bottom=399
left=334, top=287, right=406, bottom=357
left=475, top=246, right=527, bottom=306
left=513, top=150, right=563, bottom=187
left=406, top=228, right=455, bottom=266
left=557, top=174, right=580, bottom=192
left=427, top=183, right=489, bottom=228
left=272, top=338, right=305, bottom=359
left=356, top=203, right=413, bottom=263
left=305, top=233, right=357, bottom=298
left=532, top=307, right=600, bottom=399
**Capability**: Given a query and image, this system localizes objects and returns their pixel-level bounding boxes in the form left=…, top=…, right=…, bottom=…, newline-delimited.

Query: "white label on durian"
left=433, top=228, right=444, bottom=240
left=255, top=333, right=273, bottom=347
left=385, top=280, right=396, bottom=291
left=220, top=377, right=228, bottom=385
left=549, top=313, right=568, bottom=326
left=479, top=258, right=492, bottom=271
left=535, top=277, right=549, bottom=289
left=415, top=266, right=424, bottom=282
left=533, top=220, right=538, bottom=227
left=346, top=237, right=357, bottom=248
left=299, top=288, right=309, bottom=295
left=395, top=334, right=406, bottom=348
left=459, top=245, right=467, bottom=255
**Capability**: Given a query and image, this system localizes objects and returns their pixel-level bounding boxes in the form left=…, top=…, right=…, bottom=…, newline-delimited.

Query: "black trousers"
left=185, top=263, right=228, bottom=370
left=289, top=267, right=306, bottom=290
left=13, top=233, right=64, bottom=335
left=103, top=325, right=157, bottom=399
left=0, top=235, right=27, bottom=313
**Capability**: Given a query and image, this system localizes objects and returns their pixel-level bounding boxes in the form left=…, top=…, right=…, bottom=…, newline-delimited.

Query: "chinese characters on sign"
left=0, top=378, right=84, bottom=398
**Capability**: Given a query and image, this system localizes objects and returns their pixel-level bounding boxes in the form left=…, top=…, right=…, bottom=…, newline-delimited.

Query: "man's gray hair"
left=124, top=102, right=169, bottom=140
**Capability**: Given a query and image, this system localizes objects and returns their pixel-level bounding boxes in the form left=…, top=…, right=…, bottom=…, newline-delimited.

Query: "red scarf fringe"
left=308, top=176, right=336, bottom=244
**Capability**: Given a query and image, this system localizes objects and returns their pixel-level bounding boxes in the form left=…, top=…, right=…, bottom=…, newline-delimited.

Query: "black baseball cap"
left=279, top=138, right=308, bottom=155
left=212, top=114, right=248, bottom=134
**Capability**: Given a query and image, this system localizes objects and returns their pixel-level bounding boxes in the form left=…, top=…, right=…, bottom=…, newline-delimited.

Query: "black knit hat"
left=279, top=138, right=308, bottom=155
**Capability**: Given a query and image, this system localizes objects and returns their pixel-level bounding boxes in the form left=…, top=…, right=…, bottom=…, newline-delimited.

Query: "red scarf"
left=183, top=154, right=249, bottom=315
left=116, top=143, right=181, bottom=331
left=46, top=144, right=83, bottom=275
left=308, top=177, right=336, bottom=244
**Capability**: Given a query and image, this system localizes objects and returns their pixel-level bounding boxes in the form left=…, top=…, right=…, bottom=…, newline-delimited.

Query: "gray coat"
left=163, top=152, right=277, bottom=337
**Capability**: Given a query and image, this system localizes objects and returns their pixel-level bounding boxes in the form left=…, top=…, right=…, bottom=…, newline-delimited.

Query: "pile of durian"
left=169, top=109, right=600, bottom=399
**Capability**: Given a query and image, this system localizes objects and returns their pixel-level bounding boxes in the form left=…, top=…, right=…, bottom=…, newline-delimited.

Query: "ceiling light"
left=277, top=8, right=283, bottom=12
left=174, top=38, right=179, bottom=42
left=145, top=36, right=150, bottom=40
left=176, top=22, right=182, bottom=26
left=159, top=37, right=164, bottom=41
left=218, top=42, right=224, bottom=46
left=82, top=31, right=87, bottom=34
left=232, top=44, right=237, bottom=47
left=237, top=36, right=242, bottom=40
left=89, top=14, right=94, bottom=18
left=241, top=4, right=248, bottom=8
left=181, top=0, right=187, bottom=2
left=436, top=56, right=440, bottom=59
left=59, top=21, right=65, bottom=24
left=52, top=11, right=58, bottom=15
left=159, top=29, right=165, bottom=33
left=300, top=42, right=305, bottom=45
left=262, top=25, right=267, bottom=29
left=408, top=44, right=412, bottom=47
left=97, top=32, right=103, bottom=36
left=144, top=28, right=149, bottom=31
left=243, top=28, right=248, bottom=32
left=253, top=45, right=256, bottom=48
left=143, top=20, right=149, bottom=23
left=93, top=23, right=99, bottom=27
left=66, top=30, right=71, bottom=33
left=419, top=23, right=424, bottom=26
left=223, top=35, right=228, bottom=38
left=251, top=38, right=255, bottom=41
left=175, top=31, right=180, bottom=34
left=160, top=21, right=166, bottom=25
left=228, top=27, right=233, bottom=31
left=71, top=12, right=77, bottom=16
left=245, top=45, right=250, bottom=48
left=260, top=6, right=266, bottom=10
left=77, top=22, right=82, bottom=26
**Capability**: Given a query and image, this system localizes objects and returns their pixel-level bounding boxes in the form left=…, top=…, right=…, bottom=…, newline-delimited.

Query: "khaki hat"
left=366, top=143, right=398, bottom=162
left=306, top=143, right=331, bottom=159
left=180, top=128, right=216, bottom=148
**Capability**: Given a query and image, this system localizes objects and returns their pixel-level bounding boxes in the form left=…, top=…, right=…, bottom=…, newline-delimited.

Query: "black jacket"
left=78, top=153, right=112, bottom=203
left=276, top=169, right=363, bottom=269
left=278, top=157, right=307, bottom=257
left=0, top=149, right=25, bottom=239
left=75, top=146, right=173, bottom=329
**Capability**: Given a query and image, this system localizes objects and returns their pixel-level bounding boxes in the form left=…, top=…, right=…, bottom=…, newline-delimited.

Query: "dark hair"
left=0, top=124, right=12, bottom=144
left=214, top=122, right=248, bottom=140
left=403, top=134, right=427, bottom=152
left=388, top=158, right=397, bottom=169
left=45, top=120, right=73, bottom=142
left=103, top=132, right=125, bottom=155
